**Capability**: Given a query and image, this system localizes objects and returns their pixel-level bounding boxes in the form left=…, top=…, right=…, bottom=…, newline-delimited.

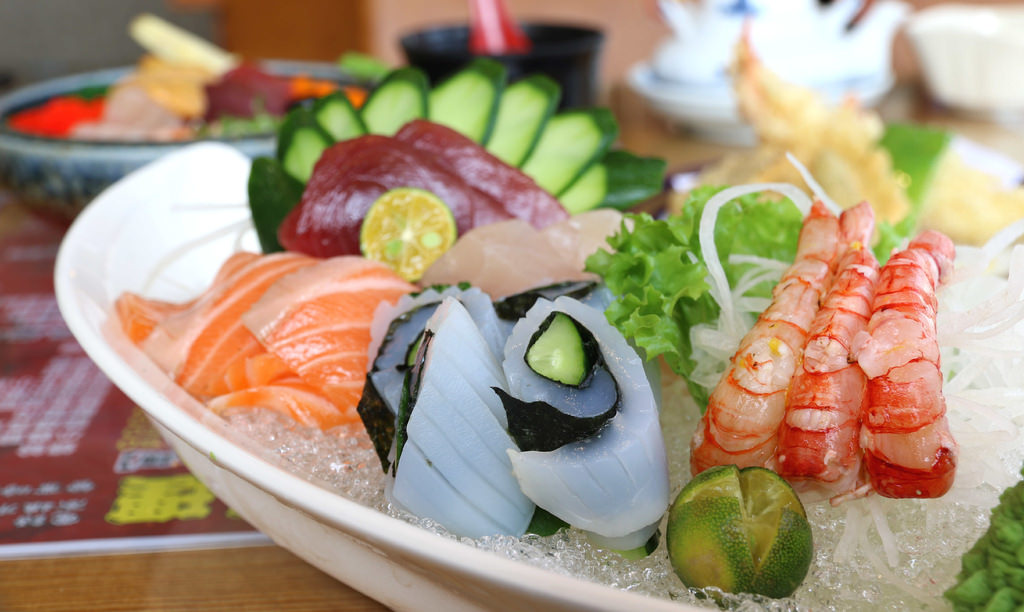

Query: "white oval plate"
left=53, top=142, right=701, bottom=612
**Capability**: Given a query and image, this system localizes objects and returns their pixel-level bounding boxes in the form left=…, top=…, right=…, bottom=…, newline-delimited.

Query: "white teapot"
left=653, top=0, right=908, bottom=85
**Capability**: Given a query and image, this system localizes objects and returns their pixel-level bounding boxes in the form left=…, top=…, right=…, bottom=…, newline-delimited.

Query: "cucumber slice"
left=526, top=312, right=593, bottom=386
left=360, top=66, right=429, bottom=136
left=428, top=57, right=506, bottom=143
left=275, top=107, right=334, bottom=183
left=520, top=108, right=619, bottom=196
left=486, top=74, right=560, bottom=166
left=559, top=151, right=667, bottom=214
left=313, top=91, right=366, bottom=141
left=247, top=157, right=305, bottom=253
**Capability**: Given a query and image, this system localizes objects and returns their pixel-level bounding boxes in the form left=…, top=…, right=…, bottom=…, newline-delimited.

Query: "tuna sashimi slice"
left=243, top=256, right=415, bottom=422
left=395, top=120, right=568, bottom=228
left=278, top=134, right=514, bottom=258
left=141, top=251, right=317, bottom=399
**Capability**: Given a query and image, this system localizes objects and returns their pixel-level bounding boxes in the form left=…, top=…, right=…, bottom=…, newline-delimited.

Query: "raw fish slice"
left=142, top=252, right=317, bottom=399
left=421, top=220, right=590, bottom=299
left=115, top=292, right=194, bottom=344
left=278, top=135, right=514, bottom=258
left=392, top=440, right=510, bottom=537
left=243, top=257, right=414, bottom=422
left=541, top=209, right=627, bottom=274
left=428, top=324, right=507, bottom=426
left=70, top=83, right=191, bottom=142
left=392, top=298, right=533, bottom=538
left=115, top=251, right=259, bottom=345
left=207, top=380, right=350, bottom=430
left=407, top=375, right=527, bottom=530
left=421, top=210, right=623, bottom=300
left=503, top=296, right=669, bottom=545
left=395, top=120, right=568, bottom=228
left=222, top=351, right=295, bottom=392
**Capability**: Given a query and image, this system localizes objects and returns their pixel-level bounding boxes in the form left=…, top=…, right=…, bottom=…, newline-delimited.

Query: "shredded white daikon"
left=692, top=182, right=814, bottom=395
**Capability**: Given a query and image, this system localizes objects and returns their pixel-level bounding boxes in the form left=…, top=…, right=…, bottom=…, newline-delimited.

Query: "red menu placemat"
left=0, top=198, right=267, bottom=558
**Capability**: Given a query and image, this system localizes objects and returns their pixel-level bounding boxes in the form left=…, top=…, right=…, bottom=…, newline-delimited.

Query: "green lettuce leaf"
left=585, top=186, right=803, bottom=410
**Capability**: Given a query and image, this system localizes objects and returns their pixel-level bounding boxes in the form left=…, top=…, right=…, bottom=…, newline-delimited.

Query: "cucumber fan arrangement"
left=246, top=57, right=666, bottom=264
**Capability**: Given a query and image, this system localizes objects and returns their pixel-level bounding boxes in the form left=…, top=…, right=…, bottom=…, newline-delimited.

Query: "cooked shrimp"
left=776, top=202, right=879, bottom=494
left=690, top=200, right=841, bottom=474
left=854, top=230, right=958, bottom=498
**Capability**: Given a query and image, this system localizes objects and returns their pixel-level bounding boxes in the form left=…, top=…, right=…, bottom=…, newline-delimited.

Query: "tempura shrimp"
left=690, top=200, right=840, bottom=474
left=854, top=230, right=958, bottom=498
left=775, top=202, right=879, bottom=495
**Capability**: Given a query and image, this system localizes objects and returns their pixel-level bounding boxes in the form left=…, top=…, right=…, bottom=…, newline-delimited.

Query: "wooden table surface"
left=1, top=80, right=1022, bottom=612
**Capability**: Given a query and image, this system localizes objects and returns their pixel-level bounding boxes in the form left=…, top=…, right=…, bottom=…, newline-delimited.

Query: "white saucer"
left=628, top=62, right=896, bottom=145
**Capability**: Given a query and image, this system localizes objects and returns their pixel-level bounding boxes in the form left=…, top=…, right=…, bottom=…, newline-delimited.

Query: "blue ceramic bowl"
left=0, top=60, right=346, bottom=218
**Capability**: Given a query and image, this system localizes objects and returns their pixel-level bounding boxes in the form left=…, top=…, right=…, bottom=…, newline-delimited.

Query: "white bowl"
left=628, top=62, right=895, bottom=145
left=907, top=4, right=1024, bottom=117
left=53, top=142, right=699, bottom=612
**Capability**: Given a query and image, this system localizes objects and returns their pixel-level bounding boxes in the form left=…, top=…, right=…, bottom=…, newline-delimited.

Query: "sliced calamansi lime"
left=359, top=187, right=457, bottom=281
left=666, top=464, right=813, bottom=599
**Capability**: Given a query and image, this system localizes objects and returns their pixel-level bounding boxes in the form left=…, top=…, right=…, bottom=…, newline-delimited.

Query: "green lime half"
left=359, top=187, right=457, bottom=282
left=667, top=464, right=813, bottom=599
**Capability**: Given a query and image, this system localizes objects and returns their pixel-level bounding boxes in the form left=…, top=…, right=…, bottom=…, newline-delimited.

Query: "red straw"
left=468, top=0, right=532, bottom=55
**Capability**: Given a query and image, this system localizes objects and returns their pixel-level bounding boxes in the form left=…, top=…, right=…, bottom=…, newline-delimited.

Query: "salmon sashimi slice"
left=115, top=292, right=195, bottom=344
left=222, top=351, right=296, bottom=392
left=141, top=251, right=318, bottom=399
left=243, top=256, right=415, bottom=424
left=207, top=380, right=351, bottom=430
left=115, top=252, right=261, bottom=345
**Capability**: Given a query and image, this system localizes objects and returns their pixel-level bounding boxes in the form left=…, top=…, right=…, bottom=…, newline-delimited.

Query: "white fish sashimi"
left=391, top=298, right=533, bottom=538
left=421, top=210, right=624, bottom=300
left=503, top=296, right=670, bottom=543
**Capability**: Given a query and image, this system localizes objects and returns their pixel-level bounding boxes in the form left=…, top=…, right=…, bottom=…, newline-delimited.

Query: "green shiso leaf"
left=585, top=186, right=802, bottom=411
left=247, top=157, right=304, bottom=253
left=527, top=507, right=569, bottom=536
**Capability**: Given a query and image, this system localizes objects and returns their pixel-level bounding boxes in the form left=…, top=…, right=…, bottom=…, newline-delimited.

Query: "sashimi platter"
left=56, top=58, right=1024, bottom=612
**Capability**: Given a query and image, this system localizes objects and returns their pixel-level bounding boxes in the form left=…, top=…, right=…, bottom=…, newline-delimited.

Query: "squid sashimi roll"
left=500, top=296, right=669, bottom=549
left=357, top=285, right=503, bottom=470
left=492, top=280, right=613, bottom=322
left=391, top=298, right=534, bottom=538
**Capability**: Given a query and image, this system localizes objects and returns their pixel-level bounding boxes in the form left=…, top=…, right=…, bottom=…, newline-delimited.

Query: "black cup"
left=400, top=23, right=604, bottom=109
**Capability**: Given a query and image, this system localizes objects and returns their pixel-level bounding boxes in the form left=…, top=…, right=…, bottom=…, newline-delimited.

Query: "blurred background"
left=2, top=0, right=1019, bottom=97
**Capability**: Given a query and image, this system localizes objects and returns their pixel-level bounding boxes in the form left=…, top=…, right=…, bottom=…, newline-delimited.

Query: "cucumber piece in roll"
left=501, top=296, right=670, bottom=548
left=494, top=310, right=619, bottom=452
